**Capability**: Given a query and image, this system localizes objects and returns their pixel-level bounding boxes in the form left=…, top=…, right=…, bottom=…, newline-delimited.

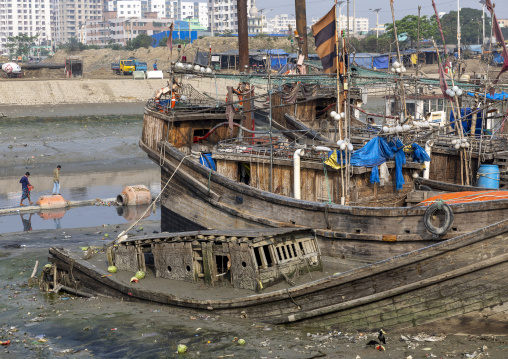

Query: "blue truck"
left=128, top=57, right=147, bottom=72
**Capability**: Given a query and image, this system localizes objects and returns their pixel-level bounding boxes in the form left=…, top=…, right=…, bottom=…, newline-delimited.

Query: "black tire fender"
left=418, top=185, right=433, bottom=191
left=423, top=202, right=454, bottom=236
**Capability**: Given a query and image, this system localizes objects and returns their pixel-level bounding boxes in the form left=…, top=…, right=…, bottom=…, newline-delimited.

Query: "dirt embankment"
left=13, top=36, right=315, bottom=80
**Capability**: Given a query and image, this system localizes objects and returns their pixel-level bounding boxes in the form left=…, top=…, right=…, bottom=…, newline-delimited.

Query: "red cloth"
left=486, top=0, right=508, bottom=83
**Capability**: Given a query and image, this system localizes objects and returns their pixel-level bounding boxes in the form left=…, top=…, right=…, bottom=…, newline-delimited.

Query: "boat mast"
left=237, top=0, right=253, bottom=137
left=389, top=0, right=408, bottom=123
left=295, top=0, right=308, bottom=58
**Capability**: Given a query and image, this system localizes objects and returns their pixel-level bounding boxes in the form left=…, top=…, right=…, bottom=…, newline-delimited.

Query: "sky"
left=252, top=0, right=508, bottom=29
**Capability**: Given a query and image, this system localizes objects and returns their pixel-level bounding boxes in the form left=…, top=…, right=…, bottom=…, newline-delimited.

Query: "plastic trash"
left=238, top=339, right=246, bottom=345
left=177, top=344, right=188, bottom=354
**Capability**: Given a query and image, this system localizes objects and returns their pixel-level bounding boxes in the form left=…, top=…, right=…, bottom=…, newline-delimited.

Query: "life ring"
left=423, top=202, right=454, bottom=236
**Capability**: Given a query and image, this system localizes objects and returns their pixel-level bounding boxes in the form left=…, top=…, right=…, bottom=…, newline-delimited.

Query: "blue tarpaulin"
left=372, top=54, right=389, bottom=69
left=493, top=51, right=505, bottom=65
left=150, top=30, right=198, bottom=46
left=412, top=143, right=431, bottom=163
left=351, top=53, right=379, bottom=69
left=466, top=91, right=508, bottom=101
left=450, top=107, right=483, bottom=135
left=326, top=137, right=414, bottom=189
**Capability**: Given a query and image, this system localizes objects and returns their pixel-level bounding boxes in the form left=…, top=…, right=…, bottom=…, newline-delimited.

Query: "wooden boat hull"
left=47, top=219, right=508, bottom=331
left=141, top=140, right=508, bottom=261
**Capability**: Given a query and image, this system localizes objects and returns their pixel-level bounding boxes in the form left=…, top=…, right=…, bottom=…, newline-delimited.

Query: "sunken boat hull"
left=46, top=220, right=508, bottom=331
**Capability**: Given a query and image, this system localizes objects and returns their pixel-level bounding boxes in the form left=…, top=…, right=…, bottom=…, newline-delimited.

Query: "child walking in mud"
left=19, top=172, right=34, bottom=206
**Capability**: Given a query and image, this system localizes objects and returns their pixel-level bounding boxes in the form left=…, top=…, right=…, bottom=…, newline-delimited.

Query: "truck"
left=128, top=57, right=148, bottom=72
left=111, top=59, right=136, bottom=75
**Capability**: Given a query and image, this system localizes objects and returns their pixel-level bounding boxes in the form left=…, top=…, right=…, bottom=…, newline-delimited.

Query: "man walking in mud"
left=53, top=165, right=61, bottom=195
left=19, top=172, right=34, bottom=206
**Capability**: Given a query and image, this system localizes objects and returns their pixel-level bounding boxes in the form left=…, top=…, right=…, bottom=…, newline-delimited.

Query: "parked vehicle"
left=111, top=59, right=136, bottom=75
left=128, top=57, right=148, bottom=72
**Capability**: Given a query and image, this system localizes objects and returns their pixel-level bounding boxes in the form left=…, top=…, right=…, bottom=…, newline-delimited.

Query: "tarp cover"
left=450, top=107, right=483, bottom=135
left=466, top=91, right=508, bottom=101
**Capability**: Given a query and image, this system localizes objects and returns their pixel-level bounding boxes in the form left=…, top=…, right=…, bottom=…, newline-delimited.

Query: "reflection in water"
left=3, top=203, right=160, bottom=233
left=38, top=209, right=66, bottom=230
left=116, top=204, right=151, bottom=222
left=69, top=186, right=88, bottom=199
left=20, top=213, right=33, bottom=231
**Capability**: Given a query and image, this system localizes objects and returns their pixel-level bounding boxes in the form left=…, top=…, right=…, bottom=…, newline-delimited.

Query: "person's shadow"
left=20, top=213, right=33, bottom=231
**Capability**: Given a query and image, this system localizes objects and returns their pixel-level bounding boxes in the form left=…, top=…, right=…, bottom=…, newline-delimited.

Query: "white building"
left=151, top=0, right=166, bottom=18
left=310, top=16, right=369, bottom=36
left=166, top=1, right=207, bottom=27
left=208, top=0, right=256, bottom=33
left=116, top=0, right=142, bottom=18
left=0, top=0, right=52, bottom=56
left=266, top=14, right=296, bottom=34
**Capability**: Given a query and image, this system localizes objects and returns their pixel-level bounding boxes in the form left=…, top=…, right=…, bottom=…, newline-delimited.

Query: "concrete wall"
left=0, top=77, right=236, bottom=106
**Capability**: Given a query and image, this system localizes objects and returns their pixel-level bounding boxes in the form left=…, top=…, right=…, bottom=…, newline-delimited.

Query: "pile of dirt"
left=38, top=36, right=316, bottom=79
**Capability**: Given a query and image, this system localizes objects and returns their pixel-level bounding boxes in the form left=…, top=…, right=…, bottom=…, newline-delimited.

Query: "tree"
left=6, top=34, right=38, bottom=58
left=438, top=8, right=489, bottom=46
left=385, top=15, right=437, bottom=47
left=129, top=34, right=154, bottom=49
left=60, top=37, right=86, bottom=52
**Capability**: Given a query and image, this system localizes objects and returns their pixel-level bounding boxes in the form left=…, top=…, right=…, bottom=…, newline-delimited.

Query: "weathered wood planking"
left=48, top=219, right=508, bottom=331
left=144, top=141, right=508, bottom=261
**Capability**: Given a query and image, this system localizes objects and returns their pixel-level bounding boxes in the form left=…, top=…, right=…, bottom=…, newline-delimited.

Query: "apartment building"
left=266, top=14, right=296, bottom=34
left=0, top=0, right=52, bottom=56
left=86, top=10, right=173, bottom=46
left=208, top=0, right=256, bottom=33
left=51, top=0, right=103, bottom=46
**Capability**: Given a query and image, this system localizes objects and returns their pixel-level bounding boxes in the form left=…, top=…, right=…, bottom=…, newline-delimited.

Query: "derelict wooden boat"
left=44, top=220, right=508, bottom=331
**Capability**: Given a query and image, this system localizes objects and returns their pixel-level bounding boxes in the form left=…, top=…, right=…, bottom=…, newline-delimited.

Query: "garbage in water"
left=177, top=344, right=188, bottom=354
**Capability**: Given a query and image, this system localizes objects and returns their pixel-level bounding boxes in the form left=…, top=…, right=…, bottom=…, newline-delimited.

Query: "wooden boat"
left=139, top=74, right=508, bottom=262
left=44, top=219, right=508, bottom=331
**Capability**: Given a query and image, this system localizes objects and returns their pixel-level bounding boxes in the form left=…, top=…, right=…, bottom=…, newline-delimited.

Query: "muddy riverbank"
left=2, top=224, right=508, bottom=358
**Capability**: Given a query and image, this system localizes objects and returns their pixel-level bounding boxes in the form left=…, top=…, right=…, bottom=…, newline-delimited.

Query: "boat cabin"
left=113, top=228, right=322, bottom=292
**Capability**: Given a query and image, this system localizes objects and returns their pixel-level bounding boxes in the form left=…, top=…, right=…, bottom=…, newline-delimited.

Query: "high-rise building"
left=0, top=0, right=52, bottom=56
left=208, top=0, right=256, bottom=34
left=167, top=1, right=208, bottom=28
left=51, top=0, right=103, bottom=46
left=266, top=14, right=296, bottom=34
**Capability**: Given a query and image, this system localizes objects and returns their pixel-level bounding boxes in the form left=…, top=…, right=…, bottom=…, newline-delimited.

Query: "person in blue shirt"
left=19, top=172, right=34, bottom=206
left=153, top=61, right=158, bottom=71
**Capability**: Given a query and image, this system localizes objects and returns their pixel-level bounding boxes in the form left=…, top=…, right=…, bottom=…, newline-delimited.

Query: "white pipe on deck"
left=314, top=146, right=331, bottom=152
left=423, top=140, right=434, bottom=179
left=294, top=149, right=305, bottom=199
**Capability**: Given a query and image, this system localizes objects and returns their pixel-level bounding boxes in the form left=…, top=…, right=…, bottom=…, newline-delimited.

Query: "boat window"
left=406, top=103, right=415, bottom=118
left=298, top=242, right=305, bottom=254
left=238, top=163, right=250, bottom=185
left=194, top=129, right=208, bottom=138
left=254, top=247, right=263, bottom=267
left=215, top=255, right=229, bottom=274
left=262, top=246, right=273, bottom=267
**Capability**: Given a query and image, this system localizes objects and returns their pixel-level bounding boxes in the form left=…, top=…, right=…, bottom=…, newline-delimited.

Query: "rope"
left=111, top=152, right=192, bottom=245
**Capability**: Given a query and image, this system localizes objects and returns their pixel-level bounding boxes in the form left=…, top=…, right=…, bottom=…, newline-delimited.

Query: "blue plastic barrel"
left=477, top=164, right=500, bottom=189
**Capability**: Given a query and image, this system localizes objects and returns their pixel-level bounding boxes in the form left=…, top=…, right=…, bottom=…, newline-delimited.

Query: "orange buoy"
left=170, top=94, right=176, bottom=108
left=35, top=195, right=68, bottom=210
left=116, top=185, right=151, bottom=206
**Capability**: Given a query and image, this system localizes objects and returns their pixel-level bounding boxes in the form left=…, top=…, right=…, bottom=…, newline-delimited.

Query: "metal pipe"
left=423, top=140, right=434, bottom=179
left=293, top=149, right=304, bottom=199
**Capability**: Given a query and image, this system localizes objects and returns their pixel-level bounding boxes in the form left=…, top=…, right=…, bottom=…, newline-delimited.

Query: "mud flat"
left=2, top=223, right=508, bottom=358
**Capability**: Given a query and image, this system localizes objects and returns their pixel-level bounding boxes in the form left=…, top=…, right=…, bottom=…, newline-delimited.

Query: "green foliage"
left=153, top=22, right=164, bottom=28
left=222, top=30, right=234, bottom=37
left=385, top=15, right=437, bottom=46
left=348, top=35, right=393, bottom=53
left=6, top=33, right=38, bottom=58
left=159, top=36, right=169, bottom=47
left=437, top=8, right=489, bottom=45
left=60, top=37, right=87, bottom=52
left=128, top=34, right=155, bottom=49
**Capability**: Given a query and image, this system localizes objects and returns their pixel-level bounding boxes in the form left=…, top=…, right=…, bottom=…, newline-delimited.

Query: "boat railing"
left=217, top=137, right=335, bottom=162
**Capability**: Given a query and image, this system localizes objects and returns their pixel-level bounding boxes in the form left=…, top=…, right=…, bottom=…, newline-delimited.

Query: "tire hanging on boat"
left=423, top=202, right=454, bottom=236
